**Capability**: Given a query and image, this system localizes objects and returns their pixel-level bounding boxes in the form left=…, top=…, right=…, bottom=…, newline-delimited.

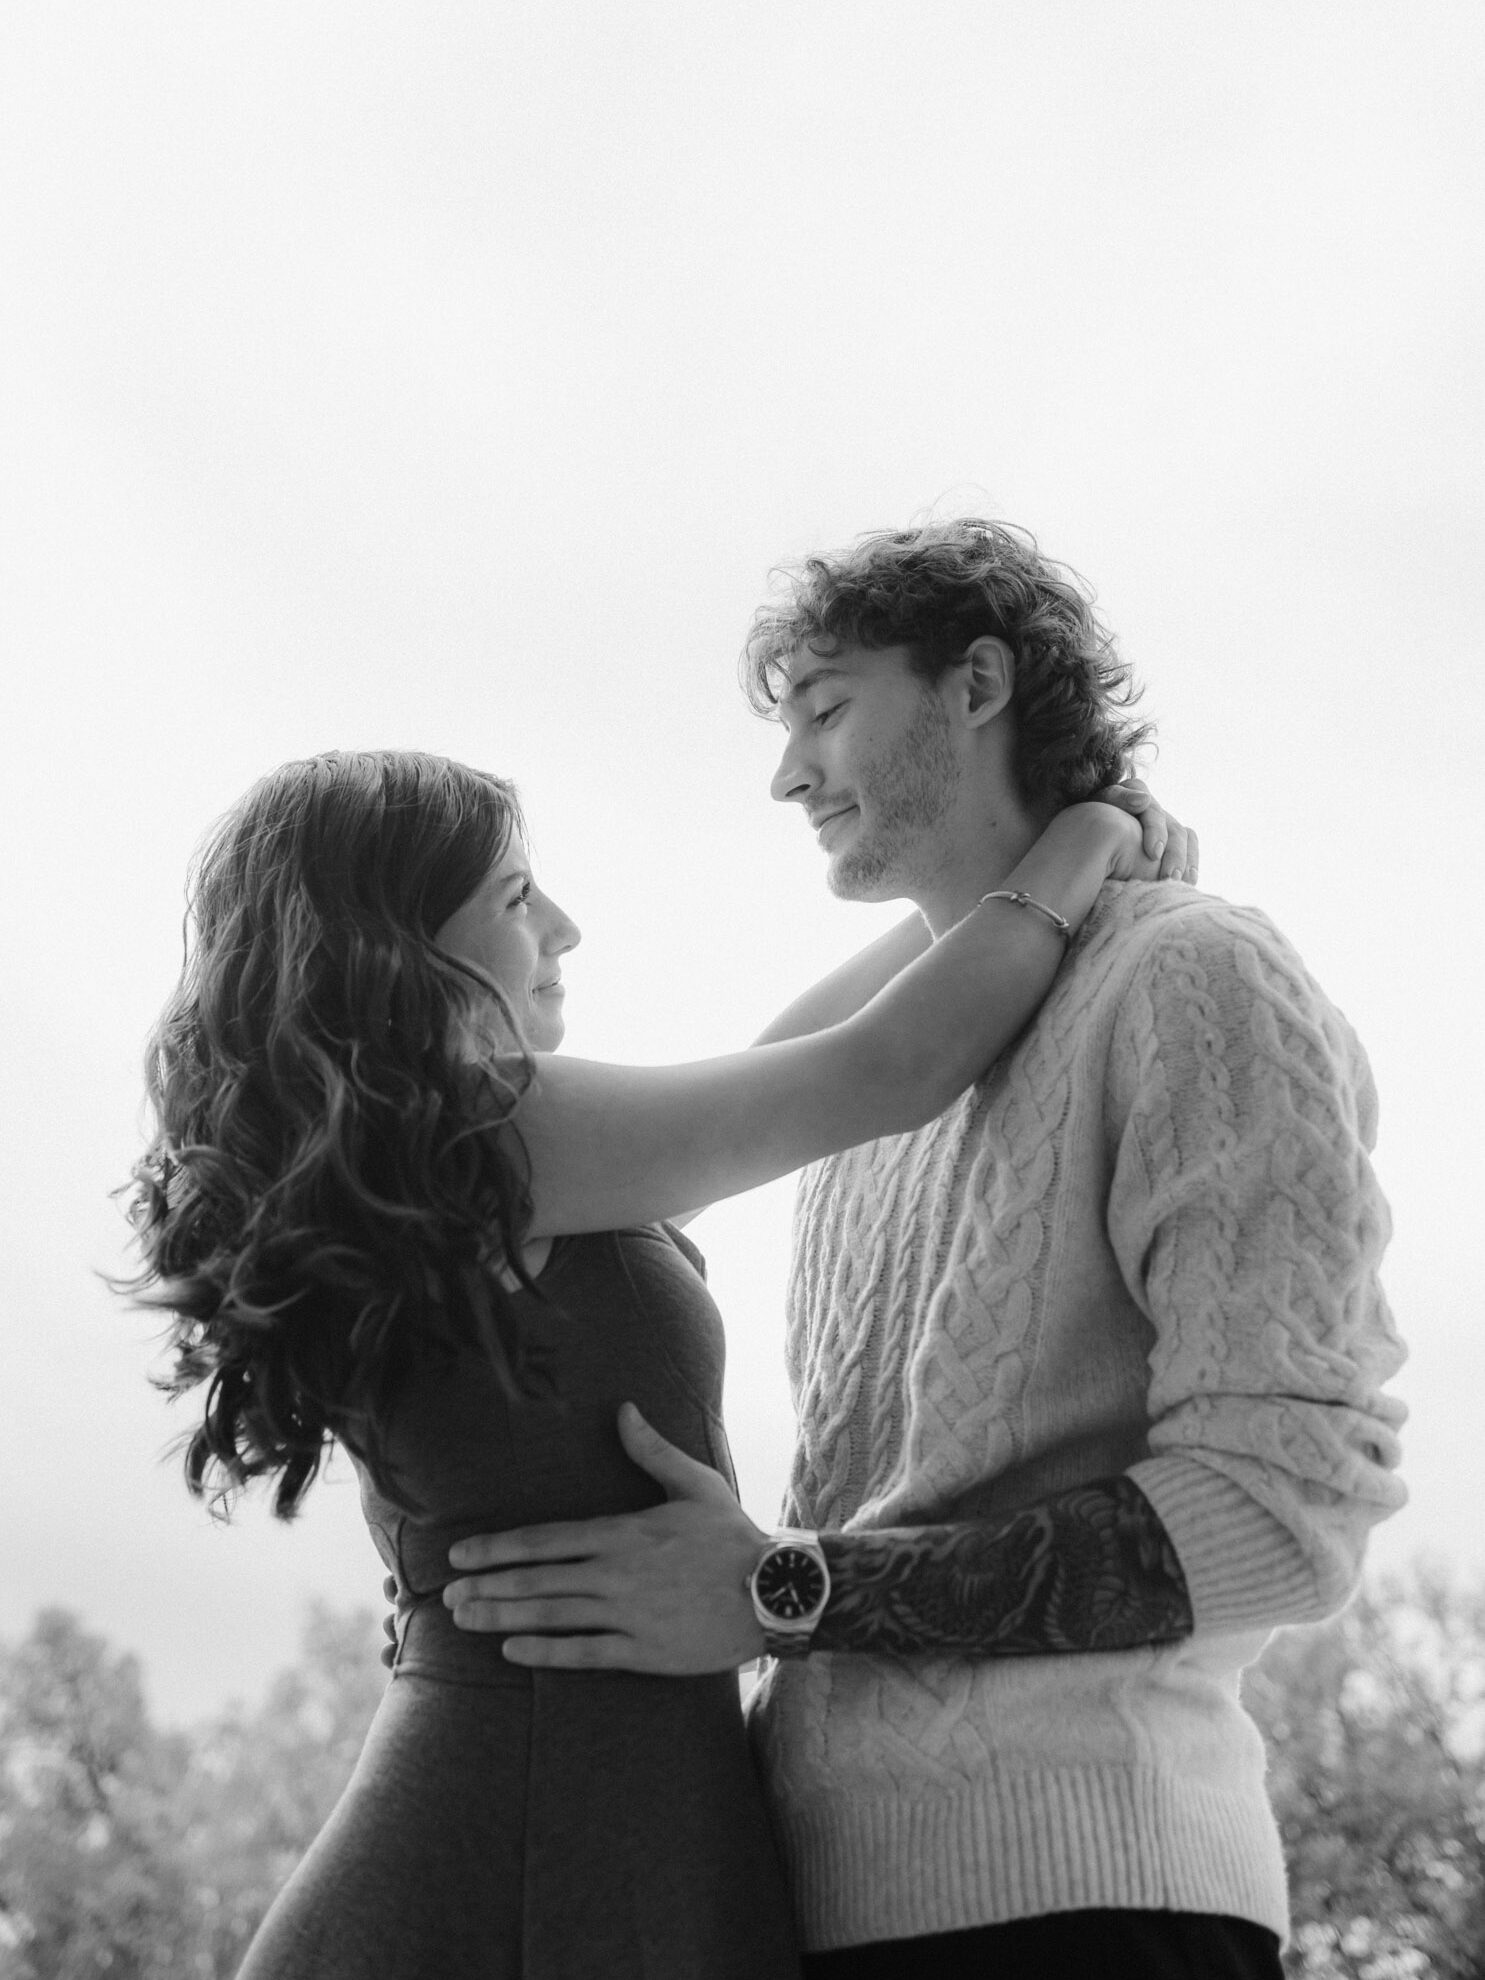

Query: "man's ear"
left=959, top=636, right=1015, bottom=728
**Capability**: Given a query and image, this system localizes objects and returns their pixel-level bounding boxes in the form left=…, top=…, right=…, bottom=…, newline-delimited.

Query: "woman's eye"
left=814, top=703, right=845, bottom=728
left=509, top=880, right=532, bottom=910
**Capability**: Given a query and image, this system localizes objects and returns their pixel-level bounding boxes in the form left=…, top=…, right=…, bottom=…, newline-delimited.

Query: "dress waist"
left=391, top=1593, right=534, bottom=1691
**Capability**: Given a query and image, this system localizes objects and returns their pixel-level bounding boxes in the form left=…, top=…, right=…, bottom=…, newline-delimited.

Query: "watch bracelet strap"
left=761, top=1625, right=815, bottom=1659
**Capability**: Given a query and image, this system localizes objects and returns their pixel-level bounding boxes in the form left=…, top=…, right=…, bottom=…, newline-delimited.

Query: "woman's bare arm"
left=518, top=803, right=1144, bottom=1237
left=663, top=918, right=924, bottom=1226
left=749, top=914, right=931, bottom=1047
left=656, top=914, right=924, bottom=1230
left=747, top=778, right=1196, bottom=1050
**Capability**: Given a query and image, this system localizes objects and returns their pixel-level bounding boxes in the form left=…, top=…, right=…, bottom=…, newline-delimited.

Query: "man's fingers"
left=501, top=1632, right=634, bottom=1670
left=445, top=1562, right=605, bottom=1607
left=452, top=1596, right=615, bottom=1635
left=449, top=1521, right=604, bottom=1572
left=617, top=1402, right=735, bottom=1504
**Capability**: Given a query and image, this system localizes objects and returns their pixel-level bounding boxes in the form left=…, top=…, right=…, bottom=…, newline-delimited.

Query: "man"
left=442, top=520, right=1407, bottom=1976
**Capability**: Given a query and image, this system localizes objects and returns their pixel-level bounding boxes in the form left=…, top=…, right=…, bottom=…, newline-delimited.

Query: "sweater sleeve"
left=1109, top=900, right=1407, bottom=1634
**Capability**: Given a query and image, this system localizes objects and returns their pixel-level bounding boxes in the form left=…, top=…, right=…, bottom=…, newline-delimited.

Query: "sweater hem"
left=775, top=1764, right=1290, bottom=1953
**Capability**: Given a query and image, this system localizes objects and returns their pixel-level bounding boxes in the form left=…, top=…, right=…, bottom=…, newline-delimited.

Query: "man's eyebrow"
left=778, top=664, right=850, bottom=705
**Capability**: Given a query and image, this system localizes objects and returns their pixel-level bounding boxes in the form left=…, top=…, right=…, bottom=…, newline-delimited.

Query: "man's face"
left=769, top=643, right=961, bottom=902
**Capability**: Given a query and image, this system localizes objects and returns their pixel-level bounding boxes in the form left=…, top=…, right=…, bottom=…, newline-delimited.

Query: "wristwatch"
left=749, top=1529, right=831, bottom=1658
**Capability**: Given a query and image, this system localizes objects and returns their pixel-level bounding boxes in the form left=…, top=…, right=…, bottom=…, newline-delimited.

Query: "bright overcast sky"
left=2, top=2, right=1481, bottom=1725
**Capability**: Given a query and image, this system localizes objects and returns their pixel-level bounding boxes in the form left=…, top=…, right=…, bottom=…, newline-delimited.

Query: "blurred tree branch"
left=3, top=1567, right=1482, bottom=1977
left=0, top=1603, right=384, bottom=1980
left=1244, top=1563, right=1485, bottom=1980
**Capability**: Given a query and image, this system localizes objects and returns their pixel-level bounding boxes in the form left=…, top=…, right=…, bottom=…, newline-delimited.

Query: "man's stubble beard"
left=827, top=690, right=960, bottom=902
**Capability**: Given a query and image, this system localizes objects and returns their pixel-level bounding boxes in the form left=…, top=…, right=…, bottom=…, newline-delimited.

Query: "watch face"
left=756, top=1545, right=827, bottom=1621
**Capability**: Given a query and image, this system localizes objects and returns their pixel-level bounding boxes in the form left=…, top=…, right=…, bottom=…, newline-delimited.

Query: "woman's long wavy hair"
left=123, top=750, right=542, bottom=1520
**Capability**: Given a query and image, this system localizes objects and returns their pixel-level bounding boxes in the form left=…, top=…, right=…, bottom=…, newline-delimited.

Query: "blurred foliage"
left=0, top=1604, right=385, bottom=1980
left=1242, top=1564, right=1485, bottom=1980
left=0, top=1609, right=194, bottom=1979
left=2, top=1568, right=1482, bottom=1976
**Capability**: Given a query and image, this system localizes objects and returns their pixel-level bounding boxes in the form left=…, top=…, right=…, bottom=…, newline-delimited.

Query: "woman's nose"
left=551, top=906, right=580, bottom=955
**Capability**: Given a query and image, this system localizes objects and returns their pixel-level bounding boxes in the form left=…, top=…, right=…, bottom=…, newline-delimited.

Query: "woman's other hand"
left=1091, top=777, right=1199, bottom=884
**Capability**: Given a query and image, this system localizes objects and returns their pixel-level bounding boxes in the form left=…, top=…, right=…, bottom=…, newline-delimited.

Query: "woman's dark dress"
left=236, top=1225, right=800, bottom=1980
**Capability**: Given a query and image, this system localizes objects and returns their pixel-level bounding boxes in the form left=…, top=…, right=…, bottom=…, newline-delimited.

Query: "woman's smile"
left=434, top=836, right=580, bottom=1052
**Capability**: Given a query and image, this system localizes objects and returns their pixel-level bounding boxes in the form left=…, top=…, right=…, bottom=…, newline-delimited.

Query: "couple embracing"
left=130, top=519, right=1405, bottom=1979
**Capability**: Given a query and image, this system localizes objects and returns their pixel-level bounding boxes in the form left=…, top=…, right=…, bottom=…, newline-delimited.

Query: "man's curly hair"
left=741, top=519, right=1153, bottom=809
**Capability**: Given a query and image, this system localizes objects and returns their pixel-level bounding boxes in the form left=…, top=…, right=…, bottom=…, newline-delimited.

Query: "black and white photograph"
left=1, top=6, right=1480, bottom=1975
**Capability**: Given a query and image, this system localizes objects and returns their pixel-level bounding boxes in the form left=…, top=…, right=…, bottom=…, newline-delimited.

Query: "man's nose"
left=770, top=730, right=818, bottom=806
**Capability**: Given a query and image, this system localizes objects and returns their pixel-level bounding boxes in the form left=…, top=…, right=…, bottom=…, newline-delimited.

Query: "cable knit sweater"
left=747, top=880, right=1407, bottom=1952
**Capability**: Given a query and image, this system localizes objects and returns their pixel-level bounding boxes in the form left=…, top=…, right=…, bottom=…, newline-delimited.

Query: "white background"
left=2, top=2, right=1480, bottom=1724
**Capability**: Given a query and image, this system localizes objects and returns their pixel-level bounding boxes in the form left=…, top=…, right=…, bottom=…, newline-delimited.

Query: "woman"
left=127, top=749, right=1186, bottom=1979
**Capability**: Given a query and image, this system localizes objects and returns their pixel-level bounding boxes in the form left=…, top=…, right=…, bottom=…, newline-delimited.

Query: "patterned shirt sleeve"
left=1111, top=900, right=1407, bottom=1633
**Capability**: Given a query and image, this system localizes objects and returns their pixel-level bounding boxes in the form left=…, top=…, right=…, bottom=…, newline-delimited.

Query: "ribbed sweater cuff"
left=1129, top=1454, right=1321, bottom=1633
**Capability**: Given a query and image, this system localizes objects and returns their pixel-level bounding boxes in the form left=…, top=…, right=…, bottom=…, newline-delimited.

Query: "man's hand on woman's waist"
left=441, top=1403, right=769, bottom=1674
left=439, top=1405, right=1193, bottom=1674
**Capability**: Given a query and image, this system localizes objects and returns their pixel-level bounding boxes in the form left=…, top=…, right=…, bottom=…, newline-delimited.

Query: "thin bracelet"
left=976, top=889, right=1072, bottom=943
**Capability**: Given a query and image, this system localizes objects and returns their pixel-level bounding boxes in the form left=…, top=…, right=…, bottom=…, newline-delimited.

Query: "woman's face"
left=434, top=836, right=581, bottom=1052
